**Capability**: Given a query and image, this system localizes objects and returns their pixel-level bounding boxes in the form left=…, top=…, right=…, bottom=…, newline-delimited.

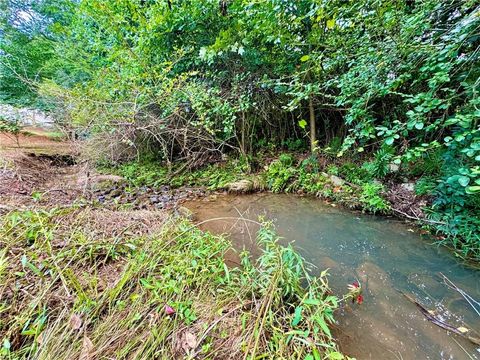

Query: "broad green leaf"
left=458, top=176, right=470, bottom=187
left=292, top=306, right=303, bottom=326
left=466, top=186, right=480, bottom=194
left=300, top=55, right=310, bottom=62
left=326, top=19, right=335, bottom=29
left=315, top=315, right=331, bottom=338
left=298, top=119, right=307, bottom=129
left=328, top=352, right=344, bottom=360
left=385, top=137, right=395, bottom=145
left=304, top=298, right=321, bottom=305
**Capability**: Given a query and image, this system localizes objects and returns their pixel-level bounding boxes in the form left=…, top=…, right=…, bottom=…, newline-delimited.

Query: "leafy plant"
left=0, top=116, right=22, bottom=146
left=265, top=155, right=297, bottom=193
left=415, top=176, right=437, bottom=196
left=362, top=147, right=394, bottom=179
left=359, top=183, right=391, bottom=214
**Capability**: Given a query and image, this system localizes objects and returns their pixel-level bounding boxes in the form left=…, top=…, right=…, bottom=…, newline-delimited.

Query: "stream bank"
left=185, top=193, right=480, bottom=359
left=2, top=129, right=479, bottom=359
left=1, top=130, right=352, bottom=359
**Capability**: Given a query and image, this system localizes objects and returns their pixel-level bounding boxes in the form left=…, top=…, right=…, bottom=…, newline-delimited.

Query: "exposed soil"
left=0, top=128, right=71, bottom=154
left=0, top=154, right=89, bottom=209
left=0, top=129, right=205, bottom=211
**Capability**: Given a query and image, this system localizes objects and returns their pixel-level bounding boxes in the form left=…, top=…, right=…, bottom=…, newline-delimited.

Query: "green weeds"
left=262, top=154, right=391, bottom=214
left=359, top=183, right=390, bottom=214
left=264, top=154, right=297, bottom=193
left=0, top=208, right=352, bottom=359
left=107, top=158, right=249, bottom=190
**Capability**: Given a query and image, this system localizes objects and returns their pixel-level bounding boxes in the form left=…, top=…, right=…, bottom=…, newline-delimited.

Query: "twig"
left=391, top=208, right=446, bottom=225
left=402, top=292, right=480, bottom=346
left=440, top=273, right=480, bottom=317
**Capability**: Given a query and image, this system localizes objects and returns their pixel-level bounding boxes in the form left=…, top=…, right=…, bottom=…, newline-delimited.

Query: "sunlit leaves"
left=326, top=19, right=335, bottom=29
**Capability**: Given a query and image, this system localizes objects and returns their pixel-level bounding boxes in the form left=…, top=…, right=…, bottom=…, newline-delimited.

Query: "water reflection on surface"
left=186, top=193, right=480, bottom=360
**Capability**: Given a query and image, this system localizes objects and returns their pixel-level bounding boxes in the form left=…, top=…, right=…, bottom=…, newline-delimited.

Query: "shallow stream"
left=186, top=193, right=480, bottom=359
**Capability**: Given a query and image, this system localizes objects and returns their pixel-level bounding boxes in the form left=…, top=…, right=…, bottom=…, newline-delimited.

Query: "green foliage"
left=359, top=183, right=391, bottom=214
left=265, top=154, right=297, bottom=193
left=415, top=176, right=437, bottom=196
left=326, top=164, right=339, bottom=176
left=0, top=116, right=22, bottom=137
left=362, top=146, right=394, bottom=179
left=113, top=161, right=169, bottom=188
left=290, top=157, right=326, bottom=194
left=0, top=209, right=345, bottom=359
left=323, top=137, right=343, bottom=156
left=338, top=162, right=372, bottom=185
left=112, top=158, right=247, bottom=190
left=0, top=0, right=74, bottom=107
left=3, top=0, right=480, bottom=260
left=239, top=223, right=355, bottom=359
left=282, top=138, right=306, bottom=152
left=406, top=150, right=444, bottom=177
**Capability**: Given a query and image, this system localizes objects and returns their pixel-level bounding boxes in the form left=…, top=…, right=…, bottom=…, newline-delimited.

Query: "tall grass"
left=0, top=209, right=352, bottom=359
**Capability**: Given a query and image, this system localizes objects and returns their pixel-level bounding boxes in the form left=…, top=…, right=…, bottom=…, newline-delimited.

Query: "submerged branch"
left=440, top=273, right=480, bottom=317
left=402, top=292, right=480, bottom=346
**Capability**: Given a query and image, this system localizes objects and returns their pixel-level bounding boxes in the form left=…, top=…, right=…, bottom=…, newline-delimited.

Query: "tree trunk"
left=240, top=111, right=246, bottom=156
left=309, top=95, right=316, bottom=153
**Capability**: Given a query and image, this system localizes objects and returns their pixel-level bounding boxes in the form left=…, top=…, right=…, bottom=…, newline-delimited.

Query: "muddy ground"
left=0, top=129, right=206, bottom=213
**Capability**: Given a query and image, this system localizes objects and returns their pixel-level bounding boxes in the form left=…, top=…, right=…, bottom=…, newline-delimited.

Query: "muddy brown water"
left=185, top=193, right=480, bottom=360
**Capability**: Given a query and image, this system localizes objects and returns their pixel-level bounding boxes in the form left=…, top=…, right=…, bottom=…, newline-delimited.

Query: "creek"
left=185, top=193, right=480, bottom=359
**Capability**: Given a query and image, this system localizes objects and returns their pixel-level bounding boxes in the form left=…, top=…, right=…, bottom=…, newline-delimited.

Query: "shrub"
left=415, top=176, right=437, bottom=196
left=265, top=154, right=297, bottom=193
left=338, top=162, right=372, bottom=184
left=362, top=146, right=394, bottom=179
left=359, top=183, right=391, bottom=214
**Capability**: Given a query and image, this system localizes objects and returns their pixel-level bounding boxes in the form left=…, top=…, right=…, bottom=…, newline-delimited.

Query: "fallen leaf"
left=69, top=314, right=82, bottom=330
left=79, top=336, right=94, bottom=360
left=184, top=331, right=197, bottom=349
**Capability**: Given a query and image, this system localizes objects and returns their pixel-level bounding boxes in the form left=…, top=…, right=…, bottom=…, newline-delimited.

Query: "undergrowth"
left=0, top=208, right=355, bottom=359
left=102, top=148, right=479, bottom=261
left=104, top=158, right=249, bottom=190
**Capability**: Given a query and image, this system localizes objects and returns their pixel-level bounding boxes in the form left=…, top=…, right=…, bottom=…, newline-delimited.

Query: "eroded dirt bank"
left=0, top=129, right=206, bottom=212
